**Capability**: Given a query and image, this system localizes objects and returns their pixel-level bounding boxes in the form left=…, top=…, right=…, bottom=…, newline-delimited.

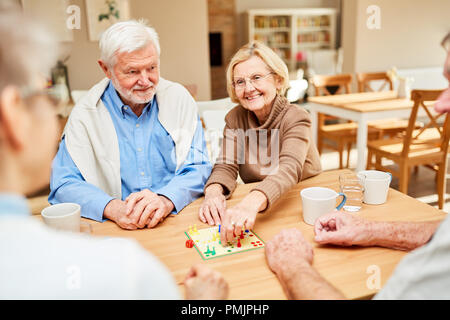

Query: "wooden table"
left=303, top=91, right=434, bottom=172
left=43, top=169, right=445, bottom=300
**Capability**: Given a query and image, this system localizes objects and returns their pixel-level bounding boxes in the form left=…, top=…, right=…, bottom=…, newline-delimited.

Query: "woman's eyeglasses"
left=233, top=72, right=273, bottom=90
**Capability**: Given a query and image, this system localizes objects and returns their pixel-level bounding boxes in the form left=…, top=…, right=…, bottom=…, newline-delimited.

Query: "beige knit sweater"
left=204, top=95, right=322, bottom=209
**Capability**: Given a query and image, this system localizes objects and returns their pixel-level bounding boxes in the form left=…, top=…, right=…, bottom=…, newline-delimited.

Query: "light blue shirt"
left=0, top=193, right=30, bottom=217
left=49, top=81, right=211, bottom=222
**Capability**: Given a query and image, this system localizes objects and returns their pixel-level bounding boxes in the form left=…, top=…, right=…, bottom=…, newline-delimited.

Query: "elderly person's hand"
left=220, top=203, right=258, bottom=245
left=434, top=87, right=450, bottom=114
left=265, top=229, right=314, bottom=278
left=184, top=264, right=229, bottom=300
left=125, top=189, right=174, bottom=228
left=219, top=190, right=267, bottom=245
left=314, top=211, right=371, bottom=246
left=104, top=199, right=141, bottom=230
left=199, top=184, right=226, bottom=226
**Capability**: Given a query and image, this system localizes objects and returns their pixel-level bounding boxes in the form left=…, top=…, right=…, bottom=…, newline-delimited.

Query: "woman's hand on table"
left=199, top=184, right=226, bottom=225
left=220, top=190, right=267, bottom=245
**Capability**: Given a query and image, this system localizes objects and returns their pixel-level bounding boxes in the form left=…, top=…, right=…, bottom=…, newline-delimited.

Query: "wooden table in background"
left=304, top=91, right=436, bottom=172
left=30, top=169, right=447, bottom=299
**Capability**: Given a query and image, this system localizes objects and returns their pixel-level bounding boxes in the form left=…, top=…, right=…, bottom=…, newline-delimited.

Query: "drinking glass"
left=339, top=173, right=364, bottom=212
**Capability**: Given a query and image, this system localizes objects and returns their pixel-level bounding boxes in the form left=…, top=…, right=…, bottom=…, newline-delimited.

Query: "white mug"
left=300, top=187, right=346, bottom=225
left=41, top=203, right=81, bottom=233
left=357, top=170, right=392, bottom=205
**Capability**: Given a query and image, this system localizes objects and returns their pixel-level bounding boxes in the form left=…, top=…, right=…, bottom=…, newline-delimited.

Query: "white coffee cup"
left=300, top=187, right=346, bottom=225
left=41, top=203, right=81, bottom=232
left=357, top=170, right=392, bottom=205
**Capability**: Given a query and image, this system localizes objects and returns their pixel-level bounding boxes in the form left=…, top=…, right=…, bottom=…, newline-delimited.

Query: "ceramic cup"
left=300, top=187, right=346, bottom=225
left=41, top=203, right=83, bottom=233
left=357, top=170, right=392, bottom=205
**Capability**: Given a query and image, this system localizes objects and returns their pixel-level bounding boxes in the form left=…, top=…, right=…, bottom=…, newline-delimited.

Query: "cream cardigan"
left=64, top=77, right=198, bottom=199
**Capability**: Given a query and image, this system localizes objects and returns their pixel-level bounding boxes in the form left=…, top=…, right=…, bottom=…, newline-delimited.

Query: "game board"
left=185, top=225, right=264, bottom=260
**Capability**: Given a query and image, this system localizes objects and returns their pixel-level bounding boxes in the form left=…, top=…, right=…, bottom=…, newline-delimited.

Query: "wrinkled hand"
left=434, top=87, right=450, bottom=114
left=125, top=189, right=174, bottom=228
left=221, top=204, right=258, bottom=245
left=314, top=211, right=371, bottom=246
left=184, top=264, right=229, bottom=300
left=199, top=187, right=226, bottom=226
left=103, top=199, right=139, bottom=230
left=265, top=229, right=314, bottom=277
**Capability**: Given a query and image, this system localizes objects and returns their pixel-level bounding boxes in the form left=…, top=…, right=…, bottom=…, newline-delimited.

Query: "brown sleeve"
left=251, top=106, right=317, bottom=209
left=203, top=115, right=239, bottom=198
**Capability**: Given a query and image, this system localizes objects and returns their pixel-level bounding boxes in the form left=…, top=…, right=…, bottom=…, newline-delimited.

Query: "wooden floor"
left=321, top=147, right=450, bottom=213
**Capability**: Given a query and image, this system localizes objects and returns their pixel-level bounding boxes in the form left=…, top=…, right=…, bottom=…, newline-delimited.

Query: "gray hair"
left=99, top=19, right=161, bottom=67
left=0, top=6, right=58, bottom=93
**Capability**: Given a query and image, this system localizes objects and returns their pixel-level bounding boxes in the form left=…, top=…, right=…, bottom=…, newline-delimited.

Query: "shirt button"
left=123, top=106, right=128, bottom=110
left=137, top=148, right=142, bottom=152
left=140, top=171, right=145, bottom=176
left=136, top=124, right=140, bottom=128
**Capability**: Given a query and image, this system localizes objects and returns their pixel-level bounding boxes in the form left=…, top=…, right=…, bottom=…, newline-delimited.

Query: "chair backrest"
left=311, top=74, right=353, bottom=127
left=202, top=109, right=228, bottom=132
left=196, top=97, right=236, bottom=120
left=311, top=74, right=353, bottom=96
left=202, top=109, right=229, bottom=164
left=402, top=89, right=449, bottom=156
left=357, top=72, right=393, bottom=93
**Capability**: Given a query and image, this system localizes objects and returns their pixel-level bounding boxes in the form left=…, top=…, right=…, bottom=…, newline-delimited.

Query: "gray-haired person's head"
left=0, top=7, right=58, bottom=94
left=99, top=19, right=161, bottom=67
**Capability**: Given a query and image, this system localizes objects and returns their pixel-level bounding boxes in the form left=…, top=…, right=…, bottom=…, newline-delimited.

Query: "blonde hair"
left=226, top=41, right=289, bottom=103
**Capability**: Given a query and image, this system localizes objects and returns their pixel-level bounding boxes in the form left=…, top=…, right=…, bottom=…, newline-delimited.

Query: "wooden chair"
left=358, top=72, right=423, bottom=138
left=311, top=74, right=380, bottom=169
left=367, top=89, right=449, bottom=209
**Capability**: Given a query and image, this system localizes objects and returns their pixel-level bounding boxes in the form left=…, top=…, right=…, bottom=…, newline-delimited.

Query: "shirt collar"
left=0, top=193, right=30, bottom=216
left=106, top=81, right=154, bottom=117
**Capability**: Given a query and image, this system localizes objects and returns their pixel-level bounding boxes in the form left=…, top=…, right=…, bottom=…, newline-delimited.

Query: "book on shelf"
left=297, top=15, right=330, bottom=28
left=254, top=16, right=289, bottom=29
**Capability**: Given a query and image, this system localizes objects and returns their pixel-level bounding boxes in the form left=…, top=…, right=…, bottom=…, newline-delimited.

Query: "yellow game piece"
left=193, top=224, right=198, bottom=233
left=188, top=225, right=192, bottom=235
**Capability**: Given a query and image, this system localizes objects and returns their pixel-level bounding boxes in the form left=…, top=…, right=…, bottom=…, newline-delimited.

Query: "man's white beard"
left=110, top=73, right=156, bottom=106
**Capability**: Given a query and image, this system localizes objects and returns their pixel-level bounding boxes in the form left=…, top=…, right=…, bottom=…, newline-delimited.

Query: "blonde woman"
left=199, top=41, right=322, bottom=244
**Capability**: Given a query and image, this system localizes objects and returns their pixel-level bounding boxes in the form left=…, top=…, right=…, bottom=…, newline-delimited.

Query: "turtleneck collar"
left=246, top=94, right=289, bottom=129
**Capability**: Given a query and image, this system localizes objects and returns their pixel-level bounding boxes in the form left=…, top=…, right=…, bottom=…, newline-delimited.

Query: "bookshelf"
left=247, top=8, right=337, bottom=75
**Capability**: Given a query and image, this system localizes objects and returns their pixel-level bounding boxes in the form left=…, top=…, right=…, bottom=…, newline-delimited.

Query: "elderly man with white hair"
left=49, top=20, right=211, bottom=230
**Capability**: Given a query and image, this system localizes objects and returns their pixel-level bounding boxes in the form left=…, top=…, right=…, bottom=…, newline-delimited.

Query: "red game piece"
left=185, top=239, right=194, bottom=248
left=240, top=231, right=244, bottom=239
left=237, top=239, right=241, bottom=248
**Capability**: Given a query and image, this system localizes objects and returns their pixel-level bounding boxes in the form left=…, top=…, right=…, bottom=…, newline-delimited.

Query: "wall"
left=342, top=0, right=450, bottom=75
left=208, top=0, right=237, bottom=99
left=60, top=0, right=211, bottom=100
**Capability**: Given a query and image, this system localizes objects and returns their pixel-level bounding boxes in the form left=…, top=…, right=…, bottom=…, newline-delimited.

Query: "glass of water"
left=339, top=173, right=364, bottom=212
